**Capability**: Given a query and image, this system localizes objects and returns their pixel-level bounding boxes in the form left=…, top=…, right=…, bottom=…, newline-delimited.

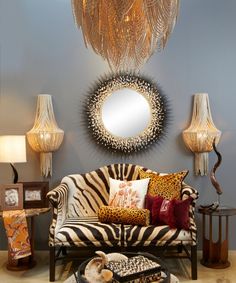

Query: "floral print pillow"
left=108, top=178, right=150, bottom=209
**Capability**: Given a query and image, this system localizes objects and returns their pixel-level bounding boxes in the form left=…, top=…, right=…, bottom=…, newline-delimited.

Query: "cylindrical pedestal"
left=198, top=206, right=236, bottom=269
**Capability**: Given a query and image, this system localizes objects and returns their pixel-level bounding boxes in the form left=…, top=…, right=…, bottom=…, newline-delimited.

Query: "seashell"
left=106, top=252, right=128, bottom=262
left=95, top=251, right=108, bottom=265
left=101, top=269, right=113, bottom=282
left=84, top=257, right=104, bottom=283
left=84, top=251, right=109, bottom=283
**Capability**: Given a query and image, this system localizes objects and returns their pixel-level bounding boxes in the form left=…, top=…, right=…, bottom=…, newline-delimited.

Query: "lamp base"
left=10, top=163, right=18, bottom=184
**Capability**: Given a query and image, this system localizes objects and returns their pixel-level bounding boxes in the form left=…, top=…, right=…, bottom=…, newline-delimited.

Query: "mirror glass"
left=101, top=88, right=151, bottom=137
left=86, top=73, right=168, bottom=153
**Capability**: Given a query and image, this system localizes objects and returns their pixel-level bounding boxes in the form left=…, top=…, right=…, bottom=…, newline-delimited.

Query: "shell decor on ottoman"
left=84, top=251, right=113, bottom=283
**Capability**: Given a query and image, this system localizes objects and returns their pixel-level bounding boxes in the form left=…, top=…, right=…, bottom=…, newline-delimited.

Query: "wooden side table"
left=198, top=206, right=236, bottom=268
left=0, top=207, right=50, bottom=271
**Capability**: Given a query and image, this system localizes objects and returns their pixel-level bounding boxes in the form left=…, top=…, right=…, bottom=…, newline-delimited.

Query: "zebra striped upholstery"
left=47, top=164, right=198, bottom=248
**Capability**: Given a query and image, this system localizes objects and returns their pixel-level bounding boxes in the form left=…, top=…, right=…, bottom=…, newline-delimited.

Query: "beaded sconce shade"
left=182, top=93, right=221, bottom=176
left=27, top=95, right=64, bottom=178
left=71, top=0, right=179, bottom=70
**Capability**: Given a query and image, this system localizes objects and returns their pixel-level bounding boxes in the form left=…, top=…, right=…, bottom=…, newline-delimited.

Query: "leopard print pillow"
left=139, top=169, right=188, bottom=200
left=98, top=206, right=150, bottom=226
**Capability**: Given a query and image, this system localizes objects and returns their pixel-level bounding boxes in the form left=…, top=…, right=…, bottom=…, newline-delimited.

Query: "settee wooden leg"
left=177, top=244, right=183, bottom=253
left=61, top=246, right=67, bottom=256
left=50, top=246, right=56, bottom=282
left=191, top=245, right=197, bottom=280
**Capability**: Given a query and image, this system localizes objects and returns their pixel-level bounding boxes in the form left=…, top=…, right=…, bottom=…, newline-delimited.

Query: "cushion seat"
left=54, top=216, right=192, bottom=247
left=54, top=216, right=122, bottom=247
left=123, top=224, right=192, bottom=247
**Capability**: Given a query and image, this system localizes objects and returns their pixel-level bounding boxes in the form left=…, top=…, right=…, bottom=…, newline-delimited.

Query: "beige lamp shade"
left=27, top=94, right=64, bottom=178
left=0, top=135, right=27, bottom=183
left=0, top=135, right=26, bottom=163
left=183, top=93, right=221, bottom=176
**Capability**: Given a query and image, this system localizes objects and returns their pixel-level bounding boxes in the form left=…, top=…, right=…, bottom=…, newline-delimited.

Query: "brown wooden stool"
left=198, top=206, right=236, bottom=268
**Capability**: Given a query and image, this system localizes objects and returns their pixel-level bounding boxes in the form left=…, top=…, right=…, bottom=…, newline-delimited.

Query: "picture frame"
left=0, top=183, right=24, bottom=211
left=20, top=181, right=49, bottom=209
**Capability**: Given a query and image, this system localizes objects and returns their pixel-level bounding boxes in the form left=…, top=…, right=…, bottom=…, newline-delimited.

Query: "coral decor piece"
left=182, top=93, right=221, bottom=176
left=71, top=0, right=179, bottom=70
left=27, top=95, right=64, bottom=178
left=210, top=138, right=223, bottom=195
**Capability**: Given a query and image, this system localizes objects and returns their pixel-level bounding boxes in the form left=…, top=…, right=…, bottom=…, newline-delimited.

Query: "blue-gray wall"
left=1, top=0, right=236, bottom=249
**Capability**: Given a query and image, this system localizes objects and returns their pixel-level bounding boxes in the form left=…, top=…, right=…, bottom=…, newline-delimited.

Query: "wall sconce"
left=0, top=135, right=27, bottom=183
left=182, top=93, right=221, bottom=176
left=27, top=94, right=64, bottom=178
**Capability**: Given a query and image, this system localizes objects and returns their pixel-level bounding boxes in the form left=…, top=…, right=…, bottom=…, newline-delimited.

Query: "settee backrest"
left=64, top=164, right=150, bottom=218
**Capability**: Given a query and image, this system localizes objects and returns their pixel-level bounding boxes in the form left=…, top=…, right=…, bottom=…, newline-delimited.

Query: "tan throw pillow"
left=98, top=206, right=150, bottom=226
left=139, top=170, right=160, bottom=190
left=108, top=178, right=150, bottom=209
left=139, top=169, right=188, bottom=200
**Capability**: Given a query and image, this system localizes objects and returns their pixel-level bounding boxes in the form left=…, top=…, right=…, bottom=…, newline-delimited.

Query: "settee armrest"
left=181, top=183, right=199, bottom=244
left=47, top=183, right=69, bottom=244
left=181, top=183, right=199, bottom=203
left=47, top=183, right=69, bottom=208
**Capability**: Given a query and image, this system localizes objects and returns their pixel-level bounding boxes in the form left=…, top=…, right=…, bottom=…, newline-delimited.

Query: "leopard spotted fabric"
left=139, top=169, right=188, bottom=200
left=98, top=206, right=150, bottom=226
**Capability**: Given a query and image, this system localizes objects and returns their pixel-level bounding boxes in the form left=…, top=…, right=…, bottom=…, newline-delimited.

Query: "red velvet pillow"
left=152, top=196, right=174, bottom=226
left=145, top=194, right=154, bottom=211
left=172, top=197, right=193, bottom=230
left=145, top=194, right=193, bottom=230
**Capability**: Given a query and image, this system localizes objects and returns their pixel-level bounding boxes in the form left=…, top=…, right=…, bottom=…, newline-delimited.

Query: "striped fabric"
left=54, top=216, right=122, bottom=247
left=47, top=164, right=198, bottom=248
left=65, top=164, right=148, bottom=218
left=55, top=217, right=192, bottom=247
left=123, top=224, right=192, bottom=247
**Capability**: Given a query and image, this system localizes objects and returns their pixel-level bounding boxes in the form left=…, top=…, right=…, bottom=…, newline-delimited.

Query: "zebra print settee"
left=47, top=164, right=199, bottom=281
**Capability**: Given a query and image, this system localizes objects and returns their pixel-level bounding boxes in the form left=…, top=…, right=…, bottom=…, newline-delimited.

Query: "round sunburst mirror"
left=86, top=73, right=169, bottom=153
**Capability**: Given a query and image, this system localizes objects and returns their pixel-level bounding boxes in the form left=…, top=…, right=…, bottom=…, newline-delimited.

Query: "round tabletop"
left=197, top=206, right=236, bottom=216
left=0, top=207, right=50, bottom=217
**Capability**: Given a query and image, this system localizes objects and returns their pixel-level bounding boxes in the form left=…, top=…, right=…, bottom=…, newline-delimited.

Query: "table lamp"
left=0, top=135, right=27, bottom=183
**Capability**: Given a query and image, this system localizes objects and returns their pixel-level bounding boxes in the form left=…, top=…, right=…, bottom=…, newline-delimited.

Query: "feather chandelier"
left=71, top=0, right=179, bottom=70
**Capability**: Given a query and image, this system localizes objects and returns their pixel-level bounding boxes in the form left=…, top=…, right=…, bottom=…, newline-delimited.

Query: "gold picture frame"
left=0, top=183, right=23, bottom=211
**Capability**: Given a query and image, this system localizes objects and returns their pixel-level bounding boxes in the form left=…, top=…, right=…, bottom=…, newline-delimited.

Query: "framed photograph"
left=0, top=184, right=23, bottom=211
left=21, top=181, right=49, bottom=209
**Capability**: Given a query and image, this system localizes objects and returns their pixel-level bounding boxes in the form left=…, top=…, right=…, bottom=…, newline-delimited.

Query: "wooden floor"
left=0, top=250, right=235, bottom=282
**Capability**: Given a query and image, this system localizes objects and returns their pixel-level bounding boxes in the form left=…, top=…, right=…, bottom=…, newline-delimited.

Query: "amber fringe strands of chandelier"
left=71, top=0, right=179, bottom=70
